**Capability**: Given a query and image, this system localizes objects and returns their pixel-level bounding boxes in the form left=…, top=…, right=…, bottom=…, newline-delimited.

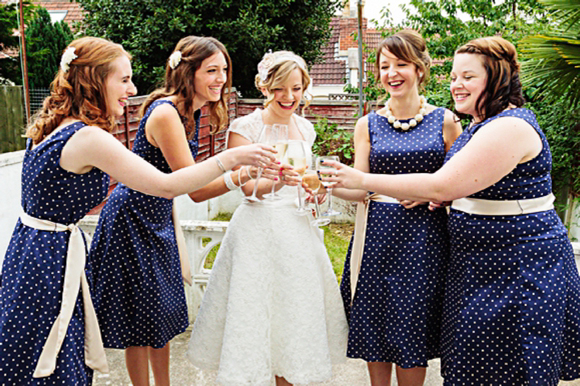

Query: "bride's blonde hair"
left=254, top=51, right=311, bottom=113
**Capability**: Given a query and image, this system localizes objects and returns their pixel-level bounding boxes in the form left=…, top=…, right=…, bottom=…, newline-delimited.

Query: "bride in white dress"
left=187, top=51, right=348, bottom=385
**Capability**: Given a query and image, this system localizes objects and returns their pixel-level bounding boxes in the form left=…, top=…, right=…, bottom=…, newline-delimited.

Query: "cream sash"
left=172, top=205, right=192, bottom=286
left=350, top=193, right=400, bottom=303
left=451, top=193, right=555, bottom=216
left=19, top=211, right=109, bottom=378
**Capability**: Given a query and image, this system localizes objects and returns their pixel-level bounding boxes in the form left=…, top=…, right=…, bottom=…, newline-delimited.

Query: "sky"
left=362, top=0, right=409, bottom=27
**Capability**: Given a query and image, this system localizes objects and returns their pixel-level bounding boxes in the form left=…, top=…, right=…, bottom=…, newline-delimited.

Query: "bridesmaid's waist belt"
left=19, top=211, right=109, bottom=378
left=350, top=193, right=399, bottom=303
left=451, top=193, right=555, bottom=216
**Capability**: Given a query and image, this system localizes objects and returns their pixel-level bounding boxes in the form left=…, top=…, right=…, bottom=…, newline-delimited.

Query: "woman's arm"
left=323, top=116, right=543, bottom=203
left=442, top=109, right=463, bottom=152
left=60, top=125, right=274, bottom=199
left=331, top=116, right=370, bottom=202
left=145, top=104, right=253, bottom=202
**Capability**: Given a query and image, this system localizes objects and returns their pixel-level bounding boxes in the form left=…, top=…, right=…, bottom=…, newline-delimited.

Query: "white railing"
left=79, top=216, right=228, bottom=323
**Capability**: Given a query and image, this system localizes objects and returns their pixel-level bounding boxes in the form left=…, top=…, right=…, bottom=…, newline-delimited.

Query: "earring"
left=419, top=72, right=424, bottom=78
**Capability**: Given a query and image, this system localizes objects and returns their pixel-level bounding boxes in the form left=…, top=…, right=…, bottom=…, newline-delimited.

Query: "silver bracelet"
left=238, top=167, right=248, bottom=187
left=223, top=171, right=238, bottom=190
left=215, top=156, right=227, bottom=173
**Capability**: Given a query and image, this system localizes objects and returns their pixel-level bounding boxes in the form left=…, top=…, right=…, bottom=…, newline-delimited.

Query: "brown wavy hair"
left=455, top=36, right=525, bottom=122
left=375, top=30, right=432, bottom=94
left=140, top=36, right=232, bottom=136
left=26, top=37, right=131, bottom=144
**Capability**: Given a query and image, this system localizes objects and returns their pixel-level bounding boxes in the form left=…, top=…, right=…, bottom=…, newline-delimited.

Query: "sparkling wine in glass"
left=264, top=124, right=288, bottom=201
left=286, top=141, right=309, bottom=215
left=303, top=170, right=330, bottom=227
left=244, top=125, right=272, bottom=203
left=316, top=155, right=341, bottom=216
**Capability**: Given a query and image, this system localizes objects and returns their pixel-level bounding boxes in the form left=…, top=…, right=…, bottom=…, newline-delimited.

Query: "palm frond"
left=539, top=0, right=580, bottom=29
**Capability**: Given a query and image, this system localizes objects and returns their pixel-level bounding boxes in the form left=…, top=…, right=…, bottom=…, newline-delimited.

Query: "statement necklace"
left=386, top=95, right=427, bottom=131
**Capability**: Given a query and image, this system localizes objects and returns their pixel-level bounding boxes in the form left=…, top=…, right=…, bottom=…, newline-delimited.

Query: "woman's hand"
left=428, top=201, right=451, bottom=211
left=399, top=199, right=425, bottom=209
left=277, top=164, right=301, bottom=186
left=318, top=160, right=365, bottom=190
left=229, top=143, right=277, bottom=169
left=305, top=192, right=327, bottom=204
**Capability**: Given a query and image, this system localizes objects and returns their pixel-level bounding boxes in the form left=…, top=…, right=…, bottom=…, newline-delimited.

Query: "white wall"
left=0, top=151, right=24, bottom=265
left=311, top=85, right=347, bottom=98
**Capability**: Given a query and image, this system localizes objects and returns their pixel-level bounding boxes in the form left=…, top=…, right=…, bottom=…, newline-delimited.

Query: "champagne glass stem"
left=246, top=167, right=263, bottom=202
left=296, top=186, right=304, bottom=210
left=313, top=193, right=322, bottom=218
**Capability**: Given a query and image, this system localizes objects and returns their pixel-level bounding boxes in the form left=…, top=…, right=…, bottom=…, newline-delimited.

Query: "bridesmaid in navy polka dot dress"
left=0, top=37, right=274, bottom=386
left=88, top=36, right=276, bottom=385
left=333, top=30, right=462, bottom=385
left=324, top=36, right=580, bottom=385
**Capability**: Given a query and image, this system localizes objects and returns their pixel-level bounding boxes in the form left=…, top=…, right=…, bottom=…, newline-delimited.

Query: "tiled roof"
left=311, top=17, right=383, bottom=86
left=0, top=0, right=84, bottom=29
left=310, top=18, right=346, bottom=85
left=36, top=1, right=84, bottom=29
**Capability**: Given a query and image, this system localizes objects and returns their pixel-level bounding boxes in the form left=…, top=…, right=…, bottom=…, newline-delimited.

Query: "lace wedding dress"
left=187, top=109, right=348, bottom=385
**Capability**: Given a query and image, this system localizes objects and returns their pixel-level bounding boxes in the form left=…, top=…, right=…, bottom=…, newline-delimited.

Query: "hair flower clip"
left=60, top=47, right=78, bottom=73
left=257, top=52, right=275, bottom=82
left=169, top=51, right=182, bottom=70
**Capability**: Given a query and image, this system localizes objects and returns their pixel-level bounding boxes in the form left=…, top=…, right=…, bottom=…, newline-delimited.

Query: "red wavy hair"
left=26, top=37, right=131, bottom=144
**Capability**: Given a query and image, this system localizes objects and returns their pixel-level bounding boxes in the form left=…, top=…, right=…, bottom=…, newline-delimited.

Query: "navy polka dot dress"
left=0, top=122, right=109, bottom=385
left=441, top=108, right=580, bottom=385
left=89, top=100, right=199, bottom=349
left=340, top=108, right=450, bottom=368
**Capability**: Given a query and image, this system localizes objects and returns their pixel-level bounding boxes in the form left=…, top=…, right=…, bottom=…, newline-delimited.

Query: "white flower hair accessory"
left=60, top=47, right=78, bottom=73
left=257, top=51, right=308, bottom=82
left=169, top=50, right=182, bottom=70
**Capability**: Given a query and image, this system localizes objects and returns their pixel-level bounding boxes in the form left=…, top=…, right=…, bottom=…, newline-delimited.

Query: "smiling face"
left=104, top=55, right=136, bottom=118
left=379, top=48, right=420, bottom=98
left=193, top=51, right=228, bottom=107
left=450, top=53, right=488, bottom=121
left=263, top=67, right=304, bottom=117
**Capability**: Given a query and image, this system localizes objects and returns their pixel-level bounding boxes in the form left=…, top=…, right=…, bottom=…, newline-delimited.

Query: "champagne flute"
left=263, top=124, right=288, bottom=201
left=286, top=140, right=309, bottom=215
left=316, top=155, right=342, bottom=216
left=244, top=124, right=272, bottom=202
left=303, top=170, right=330, bottom=227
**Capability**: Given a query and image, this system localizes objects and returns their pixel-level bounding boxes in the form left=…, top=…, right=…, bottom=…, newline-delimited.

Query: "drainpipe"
left=357, top=0, right=364, bottom=117
left=18, top=0, right=30, bottom=122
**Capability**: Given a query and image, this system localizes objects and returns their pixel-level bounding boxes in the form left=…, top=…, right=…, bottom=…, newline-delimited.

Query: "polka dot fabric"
left=88, top=100, right=199, bottom=349
left=340, top=108, right=451, bottom=368
left=0, top=122, right=109, bottom=385
left=441, top=108, right=580, bottom=385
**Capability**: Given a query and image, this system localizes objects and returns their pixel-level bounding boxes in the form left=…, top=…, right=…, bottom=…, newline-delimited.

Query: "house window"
left=48, top=10, right=68, bottom=23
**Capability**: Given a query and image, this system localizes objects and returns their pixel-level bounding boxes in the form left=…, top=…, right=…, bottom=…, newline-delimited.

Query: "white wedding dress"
left=187, top=109, right=348, bottom=385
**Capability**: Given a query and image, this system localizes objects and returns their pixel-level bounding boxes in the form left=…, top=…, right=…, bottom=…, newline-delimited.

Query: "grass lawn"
left=203, top=213, right=353, bottom=284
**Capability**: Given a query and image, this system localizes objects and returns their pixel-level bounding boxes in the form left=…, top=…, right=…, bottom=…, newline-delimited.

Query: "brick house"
left=310, top=0, right=383, bottom=99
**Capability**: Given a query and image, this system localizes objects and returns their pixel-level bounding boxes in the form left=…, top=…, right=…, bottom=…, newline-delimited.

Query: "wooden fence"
left=0, top=86, right=26, bottom=153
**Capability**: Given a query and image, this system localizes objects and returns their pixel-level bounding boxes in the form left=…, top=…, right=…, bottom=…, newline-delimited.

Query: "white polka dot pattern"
left=88, top=101, right=199, bottom=349
left=0, top=122, right=109, bottom=385
left=441, top=108, right=580, bottom=385
left=340, top=108, right=451, bottom=368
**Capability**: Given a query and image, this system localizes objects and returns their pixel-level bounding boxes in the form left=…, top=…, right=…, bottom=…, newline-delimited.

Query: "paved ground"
left=93, top=327, right=580, bottom=386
